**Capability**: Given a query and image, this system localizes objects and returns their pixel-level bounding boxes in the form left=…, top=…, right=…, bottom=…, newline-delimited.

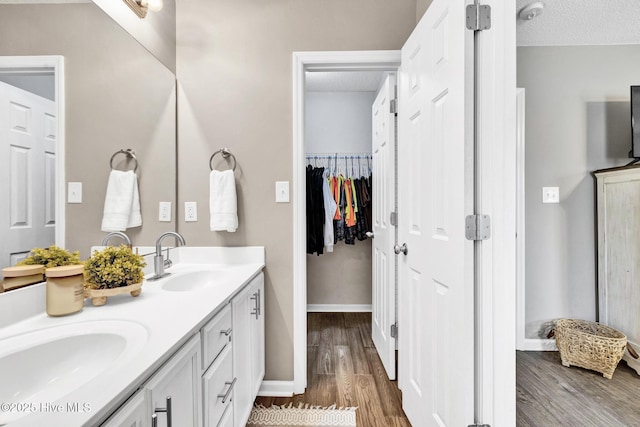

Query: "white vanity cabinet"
left=146, top=333, right=202, bottom=427
left=594, top=166, right=640, bottom=375
left=202, top=303, right=235, bottom=427
left=102, top=334, right=201, bottom=427
left=101, top=389, right=149, bottom=427
left=102, top=272, right=265, bottom=427
left=232, top=273, right=265, bottom=427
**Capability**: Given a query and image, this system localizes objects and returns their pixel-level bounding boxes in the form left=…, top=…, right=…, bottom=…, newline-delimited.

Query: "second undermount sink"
left=0, top=320, right=148, bottom=424
left=161, top=269, right=235, bottom=292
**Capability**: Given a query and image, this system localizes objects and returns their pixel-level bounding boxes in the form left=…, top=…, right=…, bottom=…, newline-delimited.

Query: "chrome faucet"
left=148, top=232, right=186, bottom=280
left=101, top=231, right=132, bottom=247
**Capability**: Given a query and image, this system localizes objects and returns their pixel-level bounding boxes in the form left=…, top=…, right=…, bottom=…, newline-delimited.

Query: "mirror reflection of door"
left=0, top=69, right=56, bottom=272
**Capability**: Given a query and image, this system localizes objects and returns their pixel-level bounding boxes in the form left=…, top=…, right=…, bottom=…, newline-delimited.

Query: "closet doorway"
left=301, top=63, right=401, bottom=391
left=294, top=52, right=399, bottom=393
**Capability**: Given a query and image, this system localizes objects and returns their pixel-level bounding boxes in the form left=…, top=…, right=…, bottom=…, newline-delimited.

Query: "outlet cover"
left=542, top=187, right=559, bottom=204
left=185, top=202, right=198, bottom=222
left=159, top=202, right=172, bottom=222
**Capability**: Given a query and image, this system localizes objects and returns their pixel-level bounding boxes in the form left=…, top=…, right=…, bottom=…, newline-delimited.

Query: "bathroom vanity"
left=0, top=247, right=265, bottom=427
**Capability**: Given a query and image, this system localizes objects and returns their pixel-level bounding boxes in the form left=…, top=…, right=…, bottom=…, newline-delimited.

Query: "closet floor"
left=517, top=350, right=640, bottom=426
left=254, top=312, right=411, bottom=427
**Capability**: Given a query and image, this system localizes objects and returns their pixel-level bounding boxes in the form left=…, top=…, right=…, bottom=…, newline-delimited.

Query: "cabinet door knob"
left=219, top=328, right=232, bottom=336
left=217, top=377, right=237, bottom=404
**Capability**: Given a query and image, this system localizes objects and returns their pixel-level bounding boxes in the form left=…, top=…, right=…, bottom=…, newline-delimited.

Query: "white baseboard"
left=306, top=304, right=372, bottom=312
left=517, top=338, right=558, bottom=351
left=257, top=380, right=295, bottom=397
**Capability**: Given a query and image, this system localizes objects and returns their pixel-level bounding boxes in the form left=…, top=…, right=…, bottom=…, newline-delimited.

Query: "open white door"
left=0, top=81, right=56, bottom=270
left=371, top=73, right=397, bottom=380
left=397, top=0, right=475, bottom=425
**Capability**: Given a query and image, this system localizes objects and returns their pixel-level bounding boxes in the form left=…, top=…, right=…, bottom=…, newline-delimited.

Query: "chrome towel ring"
left=110, top=148, right=138, bottom=173
left=209, top=148, right=237, bottom=172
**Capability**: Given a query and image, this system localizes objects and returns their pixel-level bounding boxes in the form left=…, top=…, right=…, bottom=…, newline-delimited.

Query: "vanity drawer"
left=202, top=303, right=232, bottom=370
left=202, top=344, right=234, bottom=427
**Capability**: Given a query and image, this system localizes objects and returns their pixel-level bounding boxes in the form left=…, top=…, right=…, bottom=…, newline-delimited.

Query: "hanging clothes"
left=305, top=154, right=373, bottom=253
left=354, top=177, right=368, bottom=241
left=322, top=169, right=337, bottom=252
left=332, top=175, right=345, bottom=243
left=306, top=165, right=326, bottom=255
left=343, top=178, right=356, bottom=245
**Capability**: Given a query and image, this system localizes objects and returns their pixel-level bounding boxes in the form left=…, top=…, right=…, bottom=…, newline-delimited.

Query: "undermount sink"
left=161, top=269, right=235, bottom=292
left=0, top=320, right=148, bottom=424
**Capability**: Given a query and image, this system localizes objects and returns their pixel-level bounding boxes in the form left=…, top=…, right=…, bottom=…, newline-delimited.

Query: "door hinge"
left=468, top=424, right=491, bottom=427
left=390, top=211, right=398, bottom=226
left=465, top=214, right=491, bottom=241
left=390, top=323, right=398, bottom=338
left=466, top=4, right=491, bottom=31
left=390, top=99, right=398, bottom=114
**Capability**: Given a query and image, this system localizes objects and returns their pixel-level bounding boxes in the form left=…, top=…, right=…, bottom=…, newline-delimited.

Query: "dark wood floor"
left=517, top=350, right=640, bottom=426
left=254, top=312, right=411, bottom=427
left=255, top=316, right=640, bottom=427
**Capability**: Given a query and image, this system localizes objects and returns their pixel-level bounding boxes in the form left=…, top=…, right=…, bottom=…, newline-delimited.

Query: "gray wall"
left=518, top=45, right=638, bottom=338
left=0, top=4, right=177, bottom=257
left=176, top=0, right=417, bottom=381
left=0, top=74, right=55, bottom=101
left=305, top=91, right=376, bottom=153
left=305, top=91, right=375, bottom=306
left=92, top=0, right=176, bottom=73
left=416, top=0, right=433, bottom=22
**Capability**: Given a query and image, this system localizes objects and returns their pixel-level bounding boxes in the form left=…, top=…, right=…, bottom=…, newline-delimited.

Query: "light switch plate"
left=68, top=182, right=82, bottom=204
left=542, top=187, right=560, bottom=204
left=185, top=202, right=198, bottom=222
left=275, top=181, right=290, bottom=203
left=159, top=202, right=172, bottom=222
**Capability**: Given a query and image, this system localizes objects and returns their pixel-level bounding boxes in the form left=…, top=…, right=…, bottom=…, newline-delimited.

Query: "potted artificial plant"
left=18, top=245, right=81, bottom=268
left=83, top=245, right=146, bottom=306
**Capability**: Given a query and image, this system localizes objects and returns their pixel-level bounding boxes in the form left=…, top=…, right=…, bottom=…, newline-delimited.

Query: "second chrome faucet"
left=147, top=231, right=186, bottom=281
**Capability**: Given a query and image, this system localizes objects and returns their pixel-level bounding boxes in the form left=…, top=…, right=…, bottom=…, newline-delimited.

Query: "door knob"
left=394, top=243, right=408, bottom=255
left=366, top=231, right=374, bottom=238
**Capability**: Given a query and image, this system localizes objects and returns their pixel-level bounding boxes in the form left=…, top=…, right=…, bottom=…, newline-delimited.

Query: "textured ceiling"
left=305, top=71, right=385, bottom=93
left=517, top=0, right=640, bottom=46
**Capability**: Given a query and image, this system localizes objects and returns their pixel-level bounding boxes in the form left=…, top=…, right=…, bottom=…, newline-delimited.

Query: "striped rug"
left=247, top=403, right=357, bottom=426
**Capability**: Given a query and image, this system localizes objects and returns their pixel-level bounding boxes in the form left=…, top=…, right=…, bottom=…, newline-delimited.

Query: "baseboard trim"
left=306, top=304, right=372, bottom=313
left=257, top=380, right=295, bottom=397
left=518, top=338, right=557, bottom=351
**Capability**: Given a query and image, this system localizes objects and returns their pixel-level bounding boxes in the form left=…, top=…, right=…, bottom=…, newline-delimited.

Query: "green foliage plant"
left=84, top=245, right=146, bottom=290
left=18, top=245, right=81, bottom=268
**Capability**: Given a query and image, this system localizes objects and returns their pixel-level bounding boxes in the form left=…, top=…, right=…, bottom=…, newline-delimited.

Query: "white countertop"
left=0, top=246, right=265, bottom=426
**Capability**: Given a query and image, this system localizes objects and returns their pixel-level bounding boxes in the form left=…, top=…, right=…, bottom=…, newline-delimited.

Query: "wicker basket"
left=555, top=318, right=627, bottom=379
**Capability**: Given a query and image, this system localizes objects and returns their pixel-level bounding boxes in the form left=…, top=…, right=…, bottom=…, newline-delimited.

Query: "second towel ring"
left=110, top=149, right=138, bottom=173
left=209, top=148, right=237, bottom=171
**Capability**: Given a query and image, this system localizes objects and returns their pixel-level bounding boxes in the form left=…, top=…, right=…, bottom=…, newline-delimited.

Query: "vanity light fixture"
left=123, top=0, right=163, bottom=19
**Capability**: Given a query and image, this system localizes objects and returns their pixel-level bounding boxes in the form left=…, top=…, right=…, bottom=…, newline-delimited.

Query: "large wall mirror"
left=0, top=1, right=177, bottom=272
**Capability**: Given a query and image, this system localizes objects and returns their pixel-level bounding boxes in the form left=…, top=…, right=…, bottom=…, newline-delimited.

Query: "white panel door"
left=371, top=73, right=397, bottom=380
left=397, top=0, right=474, bottom=426
left=0, top=81, right=56, bottom=271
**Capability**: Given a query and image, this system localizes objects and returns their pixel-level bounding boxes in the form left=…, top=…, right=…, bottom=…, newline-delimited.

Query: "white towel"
left=101, top=170, right=142, bottom=232
left=210, top=169, right=238, bottom=232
